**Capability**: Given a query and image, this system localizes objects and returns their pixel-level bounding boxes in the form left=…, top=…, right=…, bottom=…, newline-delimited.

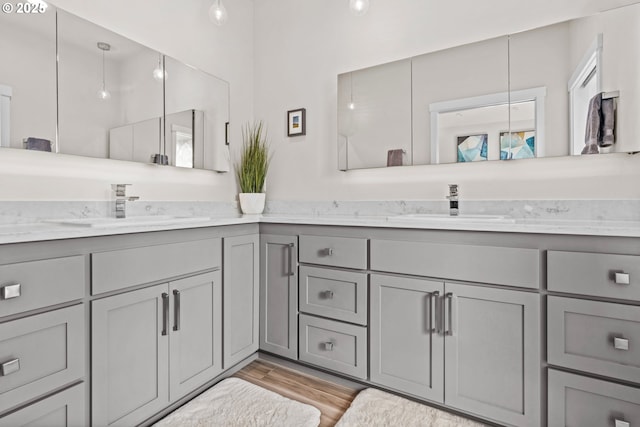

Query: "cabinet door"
left=92, top=284, right=169, bottom=427
left=443, top=282, right=540, bottom=427
left=223, top=234, right=259, bottom=368
left=169, top=270, right=222, bottom=401
left=370, top=274, right=444, bottom=402
left=259, top=234, right=298, bottom=359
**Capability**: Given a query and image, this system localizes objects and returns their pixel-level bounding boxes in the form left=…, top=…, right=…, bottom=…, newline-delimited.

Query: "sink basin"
left=387, top=213, right=516, bottom=223
left=47, top=215, right=211, bottom=228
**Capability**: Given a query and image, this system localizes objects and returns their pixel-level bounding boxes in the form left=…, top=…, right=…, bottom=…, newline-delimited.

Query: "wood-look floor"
left=234, top=359, right=359, bottom=427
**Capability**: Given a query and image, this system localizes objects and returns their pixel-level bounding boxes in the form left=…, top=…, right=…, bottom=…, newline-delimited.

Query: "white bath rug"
left=154, top=377, right=321, bottom=427
left=335, top=388, right=487, bottom=427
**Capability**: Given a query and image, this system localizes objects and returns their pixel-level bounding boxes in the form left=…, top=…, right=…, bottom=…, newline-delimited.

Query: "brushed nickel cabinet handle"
left=324, top=290, right=334, bottom=299
left=288, top=243, right=295, bottom=276
left=323, top=342, right=334, bottom=351
left=161, top=293, right=169, bottom=336
left=615, top=272, right=630, bottom=285
left=324, top=248, right=334, bottom=256
left=445, top=292, right=454, bottom=336
left=614, top=419, right=630, bottom=427
left=430, top=291, right=440, bottom=333
left=0, top=358, right=20, bottom=376
left=614, top=337, right=629, bottom=351
left=0, top=283, right=21, bottom=300
left=173, top=289, right=181, bottom=332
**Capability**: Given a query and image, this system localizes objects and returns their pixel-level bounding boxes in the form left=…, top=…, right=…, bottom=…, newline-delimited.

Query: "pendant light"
left=349, top=0, right=370, bottom=16
left=348, top=72, right=355, bottom=110
left=209, top=0, right=228, bottom=26
left=153, top=53, right=167, bottom=81
left=97, top=42, right=111, bottom=100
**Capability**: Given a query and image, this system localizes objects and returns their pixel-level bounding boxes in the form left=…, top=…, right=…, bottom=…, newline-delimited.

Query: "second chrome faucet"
left=112, top=184, right=139, bottom=218
left=447, top=184, right=459, bottom=216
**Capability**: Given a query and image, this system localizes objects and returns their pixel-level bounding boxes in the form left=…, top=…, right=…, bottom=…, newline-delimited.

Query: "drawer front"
left=371, top=239, right=539, bottom=289
left=548, top=296, right=640, bottom=384
left=299, top=314, right=367, bottom=379
left=0, top=383, right=85, bottom=426
left=548, top=369, right=640, bottom=427
left=548, top=251, right=640, bottom=301
left=92, top=238, right=221, bottom=295
left=299, top=235, right=367, bottom=270
left=0, top=256, right=85, bottom=318
left=299, top=266, right=367, bottom=325
left=0, top=305, right=85, bottom=414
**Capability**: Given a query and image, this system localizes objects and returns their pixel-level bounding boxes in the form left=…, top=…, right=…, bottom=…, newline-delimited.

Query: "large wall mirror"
left=338, top=1, right=640, bottom=170
left=0, top=3, right=230, bottom=172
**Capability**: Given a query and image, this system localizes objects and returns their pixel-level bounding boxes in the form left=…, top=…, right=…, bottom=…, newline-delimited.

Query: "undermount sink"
left=387, top=213, right=516, bottom=223
left=47, top=215, right=211, bottom=228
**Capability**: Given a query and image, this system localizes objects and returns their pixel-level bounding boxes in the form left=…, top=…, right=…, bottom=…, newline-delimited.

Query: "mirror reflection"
left=337, top=1, right=640, bottom=170
left=0, top=4, right=230, bottom=172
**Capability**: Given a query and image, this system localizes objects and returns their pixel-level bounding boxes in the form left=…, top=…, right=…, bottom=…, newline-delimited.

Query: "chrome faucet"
left=112, top=184, right=139, bottom=218
left=447, top=184, right=459, bottom=216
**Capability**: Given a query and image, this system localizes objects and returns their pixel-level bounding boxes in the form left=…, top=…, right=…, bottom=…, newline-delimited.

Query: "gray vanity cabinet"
left=370, top=274, right=444, bottom=402
left=370, top=275, right=540, bottom=427
left=443, top=282, right=540, bottom=427
left=92, top=270, right=223, bottom=426
left=259, top=234, right=298, bottom=359
left=223, top=234, right=260, bottom=368
left=92, top=283, right=169, bottom=427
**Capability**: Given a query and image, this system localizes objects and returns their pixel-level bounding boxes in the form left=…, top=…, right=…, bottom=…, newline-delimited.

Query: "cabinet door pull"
left=614, top=419, right=630, bottom=427
left=615, top=272, right=630, bottom=285
left=324, top=290, right=334, bottom=299
left=173, top=289, right=181, bottom=332
left=430, top=291, right=440, bottom=333
left=323, top=342, right=334, bottom=351
left=161, top=293, right=169, bottom=336
left=288, top=243, right=295, bottom=276
left=0, top=358, right=20, bottom=376
left=0, top=283, right=21, bottom=300
left=444, top=292, right=454, bottom=336
left=614, top=337, right=629, bottom=351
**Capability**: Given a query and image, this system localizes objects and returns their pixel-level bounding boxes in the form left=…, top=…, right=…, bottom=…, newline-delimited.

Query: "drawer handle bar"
left=173, top=289, right=181, bottom=332
left=324, top=290, right=334, bottom=299
left=614, top=337, right=629, bottom=351
left=161, top=293, right=169, bottom=336
left=614, top=420, right=630, bottom=427
left=288, top=243, right=295, bottom=276
left=323, top=342, right=334, bottom=351
left=0, top=283, right=21, bottom=300
left=0, top=358, right=20, bottom=376
left=430, top=291, right=440, bottom=333
left=444, top=293, right=454, bottom=336
left=615, top=272, right=630, bottom=285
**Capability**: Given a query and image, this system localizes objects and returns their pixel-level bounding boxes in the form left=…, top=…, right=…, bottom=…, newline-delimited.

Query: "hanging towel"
left=581, top=93, right=602, bottom=154
left=387, top=149, right=404, bottom=167
left=600, top=97, right=615, bottom=147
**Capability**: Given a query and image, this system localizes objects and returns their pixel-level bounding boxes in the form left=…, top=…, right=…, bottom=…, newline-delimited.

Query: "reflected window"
left=174, top=127, right=194, bottom=168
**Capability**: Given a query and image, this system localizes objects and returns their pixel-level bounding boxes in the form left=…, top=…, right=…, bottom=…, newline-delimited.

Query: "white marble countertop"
left=0, top=213, right=639, bottom=245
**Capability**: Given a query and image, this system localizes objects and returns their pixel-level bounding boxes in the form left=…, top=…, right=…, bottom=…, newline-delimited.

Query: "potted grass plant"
left=236, top=121, right=270, bottom=214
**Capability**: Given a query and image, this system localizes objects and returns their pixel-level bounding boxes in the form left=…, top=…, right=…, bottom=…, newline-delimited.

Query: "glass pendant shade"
left=153, top=55, right=167, bottom=81
left=97, top=42, right=111, bottom=101
left=209, top=0, right=228, bottom=26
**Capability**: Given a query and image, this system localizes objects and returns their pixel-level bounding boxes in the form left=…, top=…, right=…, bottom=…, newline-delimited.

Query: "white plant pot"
left=239, top=193, right=266, bottom=214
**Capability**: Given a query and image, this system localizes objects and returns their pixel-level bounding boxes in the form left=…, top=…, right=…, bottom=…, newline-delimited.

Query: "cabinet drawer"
left=299, top=314, right=367, bottom=379
left=548, top=296, right=640, bottom=384
left=548, top=251, right=640, bottom=301
left=0, top=383, right=85, bottom=426
left=0, top=256, right=85, bottom=318
left=299, top=235, right=367, bottom=270
left=0, top=305, right=84, bottom=414
left=92, top=238, right=221, bottom=294
left=299, top=266, right=367, bottom=325
left=371, top=239, right=539, bottom=289
left=548, top=369, right=640, bottom=427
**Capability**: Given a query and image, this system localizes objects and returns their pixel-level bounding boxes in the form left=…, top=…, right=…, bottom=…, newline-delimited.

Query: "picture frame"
left=499, top=129, right=535, bottom=160
left=456, top=134, right=488, bottom=162
left=287, top=108, right=306, bottom=137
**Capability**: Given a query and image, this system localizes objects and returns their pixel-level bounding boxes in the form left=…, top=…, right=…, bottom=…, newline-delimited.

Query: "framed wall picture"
left=500, top=130, right=535, bottom=160
left=287, top=108, right=306, bottom=137
left=457, top=134, right=488, bottom=162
